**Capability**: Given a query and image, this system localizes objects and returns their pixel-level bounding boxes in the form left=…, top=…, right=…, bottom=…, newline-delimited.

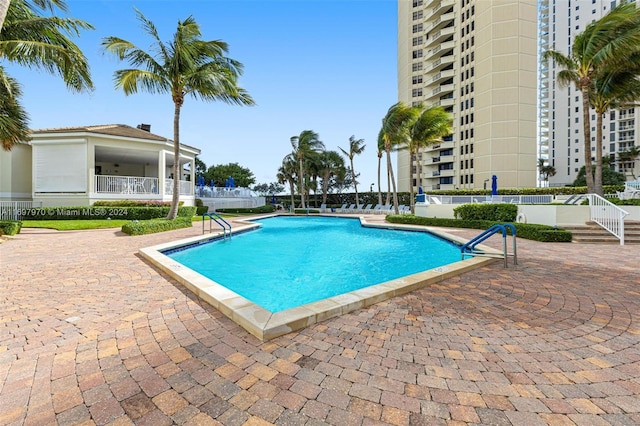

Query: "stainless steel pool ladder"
left=202, top=212, right=232, bottom=239
left=461, top=224, right=517, bottom=268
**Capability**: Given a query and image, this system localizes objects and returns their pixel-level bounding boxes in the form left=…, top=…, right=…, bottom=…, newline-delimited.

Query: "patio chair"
left=344, top=204, right=356, bottom=213
left=362, top=204, right=373, bottom=213
left=319, top=204, right=327, bottom=213
left=338, top=203, right=348, bottom=212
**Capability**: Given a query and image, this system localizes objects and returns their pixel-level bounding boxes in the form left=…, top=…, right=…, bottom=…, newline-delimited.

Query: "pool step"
left=563, top=221, right=640, bottom=244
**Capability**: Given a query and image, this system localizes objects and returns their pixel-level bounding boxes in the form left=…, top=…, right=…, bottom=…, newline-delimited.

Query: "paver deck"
left=1, top=215, right=639, bottom=426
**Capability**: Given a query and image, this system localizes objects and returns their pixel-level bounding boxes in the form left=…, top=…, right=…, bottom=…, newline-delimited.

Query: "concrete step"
left=562, top=221, right=640, bottom=244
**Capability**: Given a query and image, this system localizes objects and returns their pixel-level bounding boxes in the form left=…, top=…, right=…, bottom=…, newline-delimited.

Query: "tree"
left=194, top=156, right=207, bottom=176
left=253, top=182, right=284, bottom=196
left=376, top=136, right=384, bottom=206
left=290, top=130, right=324, bottom=209
left=1, top=0, right=93, bottom=150
left=102, top=9, right=254, bottom=219
left=277, top=155, right=297, bottom=209
left=572, top=165, right=625, bottom=187
left=544, top=3, right=640, bottom=194
left=538, top=158, right=556, bottom=186
left=338, top=135, right=365, bottom=206
left=619, top=146, right=640, bottom=180
left=590, top=52, right=640, bottom=194
left=0, top=69, right=28, bottom=150
left=318, top=150, right=346, bottom=205
left=408, top=105, right=452, bottom=213
left=204, top=162, right=255, bottom=188
left=380, top=102, right=417, bottom=214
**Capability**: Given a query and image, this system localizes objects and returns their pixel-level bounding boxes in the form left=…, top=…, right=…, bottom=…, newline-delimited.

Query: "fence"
left=0, top=201, right=42, bottom=221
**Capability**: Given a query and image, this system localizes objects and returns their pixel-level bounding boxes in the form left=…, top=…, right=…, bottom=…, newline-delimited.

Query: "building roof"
left=30, top=124, right=200, bottom=152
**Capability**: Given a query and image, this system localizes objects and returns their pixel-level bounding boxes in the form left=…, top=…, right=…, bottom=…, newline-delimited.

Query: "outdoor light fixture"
left=483, top=178, right=490, bottom=190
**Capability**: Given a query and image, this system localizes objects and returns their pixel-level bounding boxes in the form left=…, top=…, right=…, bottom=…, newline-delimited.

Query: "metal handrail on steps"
left=461, top=223, right=517, bottom=268
left=586, top=194, right=629, bottom=245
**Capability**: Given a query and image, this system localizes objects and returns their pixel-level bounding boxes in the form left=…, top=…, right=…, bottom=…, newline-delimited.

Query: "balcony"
left=427, top=26, right=455, bottom=47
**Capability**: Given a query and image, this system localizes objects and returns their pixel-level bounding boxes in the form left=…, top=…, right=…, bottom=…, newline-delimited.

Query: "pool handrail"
left=461, top=223, right=517, bottom=267
left=202, top=212, right=232, bottom=238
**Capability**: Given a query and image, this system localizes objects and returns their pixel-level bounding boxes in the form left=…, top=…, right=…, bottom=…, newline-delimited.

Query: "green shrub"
left=215, top=205, right=276, bottom=214
left=453, top=203, right=518, bottom=222
left=21, top=205, right=196, bottom=220
left=121, top=217, right=193, bottom=235
left=196, top=205, right=209, bottom=215
left=176, top=206, right=197, bottom=217
left=0, top=220, right=22, bottom=236
left=386, top=215, right=572, bottom=243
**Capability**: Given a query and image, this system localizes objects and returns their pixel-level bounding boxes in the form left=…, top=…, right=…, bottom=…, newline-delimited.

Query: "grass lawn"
left=22, top=219, right=131, bottom=231
left=22, top=216, right=237, bottom=231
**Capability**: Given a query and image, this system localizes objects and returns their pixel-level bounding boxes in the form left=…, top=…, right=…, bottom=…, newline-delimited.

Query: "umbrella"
left=418, top=186, right=423, bottom=194
left=271, top=194, right=276, bottom=204
left=210, top=179, right=215, bottom=188
left=491, top=175, right=498, bottom=195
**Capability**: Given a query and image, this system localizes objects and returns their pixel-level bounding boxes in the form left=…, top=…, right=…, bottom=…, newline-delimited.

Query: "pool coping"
left=139, top=214, right=501, bottom=341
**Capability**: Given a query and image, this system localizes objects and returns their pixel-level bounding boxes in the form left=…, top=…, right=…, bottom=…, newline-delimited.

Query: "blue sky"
left=9, top=0, right=398, bottom=190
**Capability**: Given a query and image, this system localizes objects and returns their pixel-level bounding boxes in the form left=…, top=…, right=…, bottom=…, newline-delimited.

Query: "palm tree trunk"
left=409, top=149, right=415, bottom=214
left=386, top=148, right=399, bottom=214
left=377, top=155, right=383, bottom=206
left=167, top=102, right=182, bottom=220
left=322, top=171, right=329, bottom=205
left=581, top=85, right=595, bottom=193
left=298, top=157, right=305, bottom=209
left=594, top=112, right=604, bottom=196
left=289, top=181, right=295, bottom=210
left=351, top=158, right=359, bottom=206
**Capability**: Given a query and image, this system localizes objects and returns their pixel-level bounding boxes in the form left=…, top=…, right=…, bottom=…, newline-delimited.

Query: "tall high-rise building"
left=540, top=0, right=639, bottom=187
left=398, top=0, right=538, bottom=192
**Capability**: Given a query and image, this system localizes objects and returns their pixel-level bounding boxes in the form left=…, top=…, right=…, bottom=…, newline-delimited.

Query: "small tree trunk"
left=581, top=84, right=595, bottom=194
left=386, top=148, right=399, bottom=214
left=166, top=103, right=182, bottom=220
left=409, top=149, right=415, bottom=214
left=377, top=155, right=383, bottom=206
left=594, top=112, right=604, bottom=196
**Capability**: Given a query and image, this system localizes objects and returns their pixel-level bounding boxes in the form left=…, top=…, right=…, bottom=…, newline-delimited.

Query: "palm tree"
left=376, top=135, right=384, bottom=206
left=538, top=158, right=556, bottom=186
left=408, top=105, right=452, bottom=213
left=543, top=3, right=640, bottom=194
left=318, top=150, right=345, bottom=205
left=278, top=155, right=298, bottom=209
left=0, top=0, right=93, bottom=150
left=0, top=68, right=29, bottom=150
left=619, top=146, right=640, bottom=180
left=290, top=130, right=324, bottom=209
left=589, top=53, right=640, bottom=195
left=103, top=10, right=254, bottom=219
left=380, top=102, right=415, bottom=214
left=338, top=135, right=365, bottom=207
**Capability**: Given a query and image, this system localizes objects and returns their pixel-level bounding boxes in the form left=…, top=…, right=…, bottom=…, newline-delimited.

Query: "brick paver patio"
left=1, top=216, right=639, bottom=425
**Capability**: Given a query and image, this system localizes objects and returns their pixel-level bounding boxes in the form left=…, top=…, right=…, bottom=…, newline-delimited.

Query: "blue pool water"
left=166, top=216, right=461, bottom=312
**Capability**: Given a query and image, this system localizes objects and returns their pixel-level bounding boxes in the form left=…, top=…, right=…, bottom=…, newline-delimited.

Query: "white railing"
left=421, top=195, right=554, bottom=205
left=0, top=201, right=42, bottom=220
left=586, top=194, right=629, bottom=245
left=95, top=175, right=158, bottom=195
left=164, top=179, right=192, bottom=196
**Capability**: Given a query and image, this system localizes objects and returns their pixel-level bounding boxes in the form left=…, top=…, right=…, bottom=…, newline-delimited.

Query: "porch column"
left=189, top=158, right=195, bottom=193
left=158, top=150, right=166, bottom=196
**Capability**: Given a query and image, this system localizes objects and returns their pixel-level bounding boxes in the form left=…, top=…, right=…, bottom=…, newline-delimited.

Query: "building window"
left=413, top=0, right=423, bottom=6
left=412, top=49, right=423, bottom=59
left=412, top=11, right=423, bottom=20
left=412, top=75, right=423, bottom=84
left=412, top=63, right=423, bottom=71
left=412, top=24, right=423, bottom=33
left=412, top=88, right=423, bottom=97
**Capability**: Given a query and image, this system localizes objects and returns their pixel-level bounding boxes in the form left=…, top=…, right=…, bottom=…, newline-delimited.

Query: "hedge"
left=214, top=205, right=276, bottom=214
left=21, top=205, right=197, bottom=220
left=0, top=221, right=22, bottom=236
left=121, top=217, right=193, bottom=236
left=385, top=215, right=573, bottom=243
left=453, top=203, right=518, bottom=222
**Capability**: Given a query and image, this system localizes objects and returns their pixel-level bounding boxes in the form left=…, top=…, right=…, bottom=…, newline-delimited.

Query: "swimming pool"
left=139, top=215, right=499, bottom=340
left=165, top=216, right=462, bottom=312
